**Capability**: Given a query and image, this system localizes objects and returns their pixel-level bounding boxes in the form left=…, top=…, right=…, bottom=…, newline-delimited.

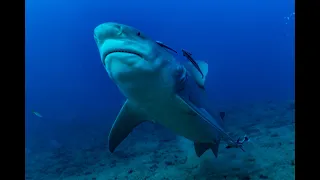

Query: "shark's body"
left=93, top=22, right=244, bottom=158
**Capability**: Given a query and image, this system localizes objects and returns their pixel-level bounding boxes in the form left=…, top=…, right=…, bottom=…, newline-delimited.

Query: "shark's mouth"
left=103, top=50, right=143, bottom=61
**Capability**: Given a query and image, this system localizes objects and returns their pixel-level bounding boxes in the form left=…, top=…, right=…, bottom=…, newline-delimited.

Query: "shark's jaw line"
left=102, top=49, right=144, bottom=65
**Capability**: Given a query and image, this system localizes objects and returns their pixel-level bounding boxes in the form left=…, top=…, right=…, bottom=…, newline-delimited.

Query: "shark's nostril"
left=112, top=24, right=121, bottom=32
left=114, top=24, right=121, bottom=30
left=115, top=25, right=123, bottom=36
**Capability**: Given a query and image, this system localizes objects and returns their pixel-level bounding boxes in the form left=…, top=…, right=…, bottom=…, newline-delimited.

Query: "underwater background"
left=25, top=0, right=295, bottom=179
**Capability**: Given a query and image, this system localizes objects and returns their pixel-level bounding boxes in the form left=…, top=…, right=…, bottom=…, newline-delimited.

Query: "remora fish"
left=93, top=22, right=247, bottom=158
left=32, top=111, right=43, bottom=118
left=156, top=42, right=206, bottom=86
left=182, top=49, right=204, bottom=79
left=155, top=41, right=178, bottom=54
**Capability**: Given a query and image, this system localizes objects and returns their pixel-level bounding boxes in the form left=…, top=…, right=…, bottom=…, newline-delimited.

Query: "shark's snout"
left=93, top=22, right=175, bottom=88
left=94, top=22, right=123, bottom=45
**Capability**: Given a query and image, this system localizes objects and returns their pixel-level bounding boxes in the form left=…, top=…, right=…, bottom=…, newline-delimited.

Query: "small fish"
left=181, top=49, right=204, bottom=79
left=25, top=148, right=31, bottom=154
left=32, top=111, right=43, bottom=118
left=226, top=135, right=250, bottom=151
left=156, top=41, right=178, bottom=53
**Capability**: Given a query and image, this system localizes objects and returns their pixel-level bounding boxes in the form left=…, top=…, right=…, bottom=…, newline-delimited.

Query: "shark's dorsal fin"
left=184, top=60, right=208, bottom=88
left=108, top=99, right=147, bottom=153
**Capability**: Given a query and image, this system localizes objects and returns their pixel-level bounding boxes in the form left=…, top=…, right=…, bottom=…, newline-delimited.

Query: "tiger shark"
left=93, top=22, right=246, bottom=158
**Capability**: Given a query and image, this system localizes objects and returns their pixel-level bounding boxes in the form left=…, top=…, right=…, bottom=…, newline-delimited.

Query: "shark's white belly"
left=117, top=67, right=218, bottom=143
left=144, top=95, right=218, bottom=143
left=125, top=83, right=218, bottom=143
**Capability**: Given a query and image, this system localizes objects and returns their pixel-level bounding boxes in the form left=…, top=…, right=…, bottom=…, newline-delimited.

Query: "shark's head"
left=94, top=22, right=175, bottom=85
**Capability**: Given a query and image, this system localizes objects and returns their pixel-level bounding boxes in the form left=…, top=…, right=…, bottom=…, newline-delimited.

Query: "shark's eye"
left=136, top=32, right=141, bottom=36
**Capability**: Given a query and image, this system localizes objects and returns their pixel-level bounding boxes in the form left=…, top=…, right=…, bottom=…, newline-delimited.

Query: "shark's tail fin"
left=194, top=139, right=220, bottom=158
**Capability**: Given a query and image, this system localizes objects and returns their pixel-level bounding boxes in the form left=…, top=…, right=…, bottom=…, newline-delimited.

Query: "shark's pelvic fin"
left=176, top=92, right=238, bottom=149
left=184, top=60, right=208, bottom=88
left=108, top=99, right=147, bottom=153
left=194, top=139, right=221, bottom=158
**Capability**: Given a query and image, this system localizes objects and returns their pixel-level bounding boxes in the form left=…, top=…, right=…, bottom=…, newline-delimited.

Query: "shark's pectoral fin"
left=194, top=139, right=220, bottom=158
left=108, top=99, right=147, bottom=153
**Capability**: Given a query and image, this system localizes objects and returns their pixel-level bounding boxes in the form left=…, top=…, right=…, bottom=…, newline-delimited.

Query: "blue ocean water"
left=25, top=0, right=295, bottom=179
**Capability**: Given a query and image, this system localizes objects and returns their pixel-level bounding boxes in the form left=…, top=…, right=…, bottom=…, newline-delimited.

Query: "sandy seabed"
left=26, top=100, right=295, bottom=180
